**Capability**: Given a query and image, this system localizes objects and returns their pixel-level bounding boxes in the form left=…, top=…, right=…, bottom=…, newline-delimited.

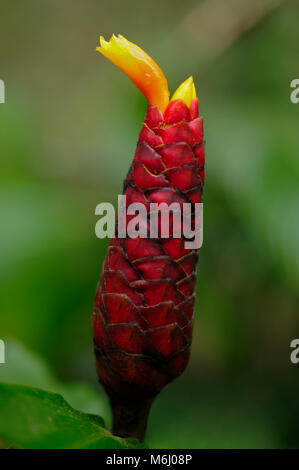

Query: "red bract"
left=95, top=34, right=205, bottom=440
left=93, top=98, right=205, bottom=440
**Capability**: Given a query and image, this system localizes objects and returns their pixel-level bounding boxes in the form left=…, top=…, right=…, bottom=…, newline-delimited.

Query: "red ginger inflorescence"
left=93, top=35, right=205, bottom=441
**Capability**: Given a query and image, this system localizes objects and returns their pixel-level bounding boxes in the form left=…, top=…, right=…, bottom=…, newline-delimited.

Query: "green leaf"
left=0, top=383, right=143, bottom=449
left=0, top=339, right=109, bottom=419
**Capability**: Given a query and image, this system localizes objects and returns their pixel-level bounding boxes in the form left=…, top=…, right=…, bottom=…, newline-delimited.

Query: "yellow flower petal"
left=171, top=76, right=197, bottom=108
left=96, top=34, right=170, bottom=112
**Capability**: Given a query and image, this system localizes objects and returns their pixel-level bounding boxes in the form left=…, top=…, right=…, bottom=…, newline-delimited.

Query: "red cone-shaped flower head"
left=94, top=35, right=205, bottom=439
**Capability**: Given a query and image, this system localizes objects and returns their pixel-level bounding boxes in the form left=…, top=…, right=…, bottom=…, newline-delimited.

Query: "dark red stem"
left=110, top=397, right=155, bottom=442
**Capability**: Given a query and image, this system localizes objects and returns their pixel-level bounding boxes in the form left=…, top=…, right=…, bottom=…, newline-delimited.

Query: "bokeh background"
left=1, top=0, right=299, bottom=448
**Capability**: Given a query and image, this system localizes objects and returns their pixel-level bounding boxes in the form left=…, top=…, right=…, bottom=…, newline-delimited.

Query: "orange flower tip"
left=96, top=34, right=170, bottom=113
left=171, top=76, right=197, bottom=108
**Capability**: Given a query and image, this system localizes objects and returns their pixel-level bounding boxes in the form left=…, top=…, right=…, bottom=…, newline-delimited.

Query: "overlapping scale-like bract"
left=93, top=98, right=204, bottom=400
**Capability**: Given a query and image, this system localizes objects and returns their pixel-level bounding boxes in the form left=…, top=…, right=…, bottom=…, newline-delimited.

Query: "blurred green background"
left=1, top=0, right=299, bottom=448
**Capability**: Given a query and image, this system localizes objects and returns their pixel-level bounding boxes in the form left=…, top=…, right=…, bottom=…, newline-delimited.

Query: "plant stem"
left=110, top=397, right=155, bottom=442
